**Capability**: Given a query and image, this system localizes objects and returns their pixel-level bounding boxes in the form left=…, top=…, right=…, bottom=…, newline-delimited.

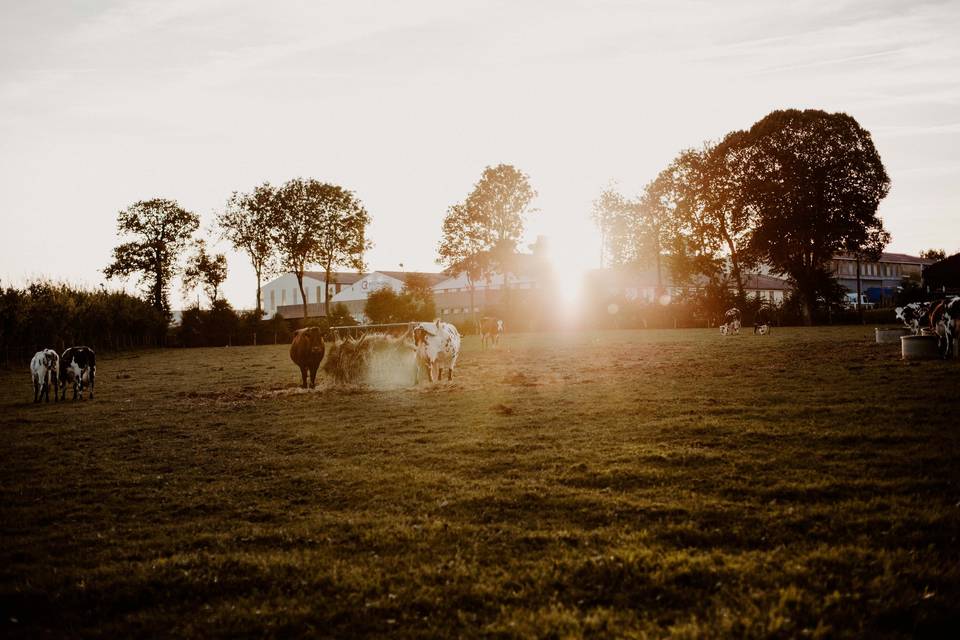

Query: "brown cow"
left=480, top=317, right=503, bottom=349
left=290, top=327, right=325, bottom=388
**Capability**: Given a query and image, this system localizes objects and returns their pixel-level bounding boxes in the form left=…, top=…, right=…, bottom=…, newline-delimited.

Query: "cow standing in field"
left=60, top=346, right=96, bottom=400
left=30, top=349, right=60, bottom=403
left=929, top=296, right=960, bottom=359
left=413, top=319, right=461, bottom=382
left=481, top=317, right=504, bottom=348
left=720, top=308, right=741, bottom=335
left=290, top=326, right=325, bottom=388
left=895, top=301, right=932, bottom=335
left=754, top=309, right=771, bottom=335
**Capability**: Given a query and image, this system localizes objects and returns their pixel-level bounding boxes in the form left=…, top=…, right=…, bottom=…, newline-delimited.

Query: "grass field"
left=2, top=326, right=959, bottom=638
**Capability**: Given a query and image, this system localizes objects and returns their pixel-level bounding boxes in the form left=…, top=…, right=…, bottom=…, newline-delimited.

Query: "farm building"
left=262, top=271, right=363, bottom=318
left=585, top=266, right=791, bottom=305
left=922, top=252, right=960, bottom=294
left=828, top=252, right=933, bottom=303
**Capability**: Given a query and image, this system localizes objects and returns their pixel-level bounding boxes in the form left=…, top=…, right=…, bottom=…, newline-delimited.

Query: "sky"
left=1, top=0, right=958, bottom=309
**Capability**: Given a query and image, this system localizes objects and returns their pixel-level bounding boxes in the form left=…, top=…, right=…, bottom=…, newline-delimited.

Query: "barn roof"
left=376, top=271, right=448, bottom=286
left=833, top=252, right=934, bottom=265
left=301, top=271, right=365, bottom=284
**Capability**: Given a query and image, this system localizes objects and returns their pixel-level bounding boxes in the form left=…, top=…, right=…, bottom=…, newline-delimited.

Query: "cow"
left=894, top=301, right=932, bottom=335
left=30, top=349, right=60, bottom=403
left=413, top=319, right=461, bottom=382
left=480, top=317, right=504, bottom=349
left=59, top=346, right=96, bottom=400
left=929, top=296, right=960, bottom=359
left=720, top=308, right=741, bottom=336
left=290, top=326, right=325, bottom=388
left=753, top=308, right=771, bottom=335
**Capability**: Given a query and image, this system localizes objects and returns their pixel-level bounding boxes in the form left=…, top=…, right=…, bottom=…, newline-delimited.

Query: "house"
left=586, top=266, right=790, bottom=305
left=261, top=271, right=363, bottom=318
left=331, top=271, right=447, bottom=322
left=828, top=252, right=933, bottom=303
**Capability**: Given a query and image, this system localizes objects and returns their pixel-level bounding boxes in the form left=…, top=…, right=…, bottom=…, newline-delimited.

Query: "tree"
left=467, top=164, right=537, bottom=279
left=272, top=178, right=370, bottom=320
left=313, top=184, right=371, bottom=318
left=402, top=274, right=437, bottom=321
left=438, top=202, right=489, bottom=331
left=844, top=227, right=890, bottom=320
left=364, top=287, right=406, bottom=324
left=218, top=183, right=278, bottom=318
left=592, top=187, right=640, bottom=267
left=919, top=248, right=946, bottom=262
left=182, top=239, right=228, bottom=308
left=742, top=109, right=891, bottom=324
left=104, top=199, right=200, bottom=317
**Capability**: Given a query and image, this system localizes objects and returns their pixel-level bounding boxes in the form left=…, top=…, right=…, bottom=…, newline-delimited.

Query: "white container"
left=901, top=335, right=940, bottom=360
left=876, top=327, right=910, bottom=344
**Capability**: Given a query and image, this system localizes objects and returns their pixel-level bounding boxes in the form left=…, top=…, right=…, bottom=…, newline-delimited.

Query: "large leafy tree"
left=273, top=178, right=370, bottom=320
left=743, top=109, right=890, bottom=324
left=437, top=164, right=536, bottom=323
left=438, top=202, right=489, bottom=330
left=104, top=198, right=200, bottom=317
left=217, top=183, right=278, bottom=317
left=313, top=183, right=371, bottom=318
left=182, top=239, right=228, bottom=307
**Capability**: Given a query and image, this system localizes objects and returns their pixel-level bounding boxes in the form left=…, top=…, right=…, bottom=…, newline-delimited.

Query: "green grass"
left=2, top=326, right=959, bottom=638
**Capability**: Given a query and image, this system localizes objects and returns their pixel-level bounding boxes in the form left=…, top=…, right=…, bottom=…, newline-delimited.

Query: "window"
left=317, top=286, right=322, bottom=303
left=270, top=290, right=275, bottom=310
left=293, top=289, right=299, bottom=304
left=281, top=289, right=286, bottom=305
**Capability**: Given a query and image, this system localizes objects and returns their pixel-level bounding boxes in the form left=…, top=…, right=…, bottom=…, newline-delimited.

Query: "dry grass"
left=322, top=333, right=417, bottom=388
left=1, top=326, right=959, bottom=638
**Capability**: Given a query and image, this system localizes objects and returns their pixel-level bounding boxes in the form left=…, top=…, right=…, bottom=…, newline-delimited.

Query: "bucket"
left=901, top=335, right=940, bottom=360
left=876, top=327, right=910, bottom=344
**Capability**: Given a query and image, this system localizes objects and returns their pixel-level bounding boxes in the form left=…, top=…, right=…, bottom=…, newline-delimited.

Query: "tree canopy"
left=182, top=239, right=228, bottom=307
left=743, top=109, right=890, bottom=323
left=104, top=198, right=200, bottom=317
left=218, top=183, right=278, bottom=317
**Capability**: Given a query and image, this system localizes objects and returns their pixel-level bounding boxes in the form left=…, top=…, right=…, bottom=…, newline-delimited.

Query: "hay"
left=322, top=333, right=417, bottom=388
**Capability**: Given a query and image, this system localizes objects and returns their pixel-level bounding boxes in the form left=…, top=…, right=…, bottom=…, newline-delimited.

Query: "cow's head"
left=413, top=325, right=427, bottom=347
left=894, top=306, right=906, bottom=322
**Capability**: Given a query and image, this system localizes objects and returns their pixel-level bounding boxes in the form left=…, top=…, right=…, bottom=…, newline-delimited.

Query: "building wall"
left=260, top=273, right=330, bottom=317
left=332, top=272, right=405, bottom=302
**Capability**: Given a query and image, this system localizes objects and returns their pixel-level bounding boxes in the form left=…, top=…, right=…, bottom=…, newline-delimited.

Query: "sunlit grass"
left=1, top=326, right=958, bottom=637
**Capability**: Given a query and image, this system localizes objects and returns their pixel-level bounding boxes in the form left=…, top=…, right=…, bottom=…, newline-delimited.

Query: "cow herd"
left=719, top=308, right=770, bottom=336
left=29, top=346, right=97, bottom=403
left=895, top=296, right=960, bottom=358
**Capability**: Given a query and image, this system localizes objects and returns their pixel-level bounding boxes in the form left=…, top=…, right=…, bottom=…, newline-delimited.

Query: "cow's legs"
left=429, top=362, right=437, bottom=383
left=33, top=377, right=39, bottom=403
left=299, top=366, right=308, bottom=388
left=309, top=365, right=318, bottom=388
left=447, top=367, right=453, bottom=381
left=88, top=369, right=94, bottom=399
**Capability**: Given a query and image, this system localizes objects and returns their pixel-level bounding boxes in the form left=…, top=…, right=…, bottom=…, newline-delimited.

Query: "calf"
left=290, top=327, right=325, bottom=388
left=894, top=301, right=932, bottom=335
left=480, top=317, right=504, bottom=348
left=60, top=346, right=96, bottom=400
left=930, top=296, right=960, bottom=359
left=720, top=307, right=741, bottom=336
left=413, top=319, right=461, bottom=382
left=30, top=349, right=60, bottom=403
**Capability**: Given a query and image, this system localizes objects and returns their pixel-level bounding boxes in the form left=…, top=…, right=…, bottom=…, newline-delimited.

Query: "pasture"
left=2, top=327, right=959, bottom=638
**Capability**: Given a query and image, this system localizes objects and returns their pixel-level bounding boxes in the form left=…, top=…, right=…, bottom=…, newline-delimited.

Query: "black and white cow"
left=413, top=319, right=461, bottom=382
left=930, top=296, right=960, bottom=359
left=60, top=346, right=96, bottom=400
left=720, top=308, right=741, bottom=336
left=753, top=308, right=771, bottom=335
left=30, top=349, right=60, bottom=403
left=894, top=301, right=932, bottom=335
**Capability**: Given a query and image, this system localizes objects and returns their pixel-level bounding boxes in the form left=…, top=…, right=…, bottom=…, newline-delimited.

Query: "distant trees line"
left=104, top=178, right=371, bottom=322
left=593, top=109, right=892, bottom=325
left=0, top=281, right=167, bottom=365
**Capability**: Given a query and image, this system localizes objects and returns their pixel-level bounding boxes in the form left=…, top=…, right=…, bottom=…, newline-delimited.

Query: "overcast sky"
left=1, top=0, right=958, bottom=308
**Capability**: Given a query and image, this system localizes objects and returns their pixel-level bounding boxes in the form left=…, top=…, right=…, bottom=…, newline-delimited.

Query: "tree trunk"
left=324, top=263, right=333, bottom=319
left=296, top=272, right=308, bottom=319
left=469, top=282, right=477, bottom=334
left=855, top=255, right=863, bottom=324
left=254, top=266, right=262, bottom=318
